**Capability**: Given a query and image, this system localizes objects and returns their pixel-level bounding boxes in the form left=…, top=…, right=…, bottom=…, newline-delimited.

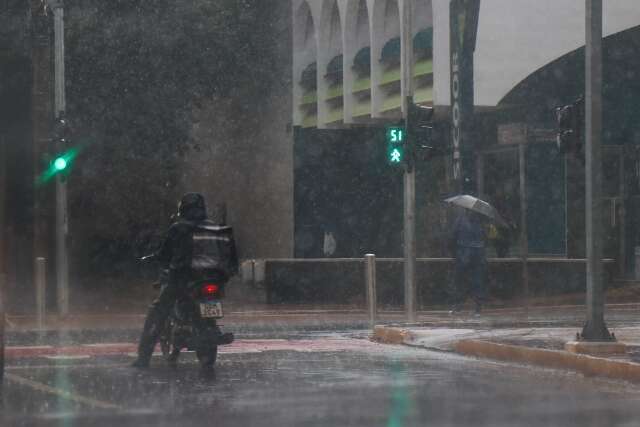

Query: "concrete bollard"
left=241, top=259, right=254, bottom=285
left=35, top=257, right=46, bottom=330
left=253, top=260, right=265, bottom=286
left=364, top=254, right=377, bottom=328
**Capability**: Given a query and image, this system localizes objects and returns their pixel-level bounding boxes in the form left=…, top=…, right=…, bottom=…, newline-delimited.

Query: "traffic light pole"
left=51, top=0, right=69, bottom=316
left=581, top=0, right=612, bottom=341
left=401, top=0, right=416, bottom=323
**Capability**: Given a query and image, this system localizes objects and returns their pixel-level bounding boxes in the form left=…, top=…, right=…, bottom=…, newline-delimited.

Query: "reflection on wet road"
left=3, top=332, right=640, bottom=426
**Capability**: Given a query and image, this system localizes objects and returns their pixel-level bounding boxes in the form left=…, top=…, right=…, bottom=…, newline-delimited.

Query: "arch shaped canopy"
left=474, top=0, right=640, bottom=106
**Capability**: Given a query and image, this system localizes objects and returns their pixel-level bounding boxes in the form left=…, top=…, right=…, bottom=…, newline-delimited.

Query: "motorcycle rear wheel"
left=196, top=346, right=218, bottom=369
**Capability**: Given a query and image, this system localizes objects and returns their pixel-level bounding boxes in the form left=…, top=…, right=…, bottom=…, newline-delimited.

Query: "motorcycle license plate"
left=199, top=301, right=223, bottom=318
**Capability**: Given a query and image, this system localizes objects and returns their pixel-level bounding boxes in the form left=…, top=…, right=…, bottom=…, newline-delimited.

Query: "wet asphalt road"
left=3, top=331, right=640, bottom=427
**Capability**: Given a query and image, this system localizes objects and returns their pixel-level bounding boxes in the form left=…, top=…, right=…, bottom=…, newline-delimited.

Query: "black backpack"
left=190, top=223, right=238, bottom=280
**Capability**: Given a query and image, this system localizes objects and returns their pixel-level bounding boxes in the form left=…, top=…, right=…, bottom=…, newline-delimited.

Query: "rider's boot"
left=132, top=315, right=160, bottom=368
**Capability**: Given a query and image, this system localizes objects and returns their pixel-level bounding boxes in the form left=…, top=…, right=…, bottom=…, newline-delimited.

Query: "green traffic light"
left=54, top=157, right=68, bottom=171
left=37, top=147, right=79, bottom=186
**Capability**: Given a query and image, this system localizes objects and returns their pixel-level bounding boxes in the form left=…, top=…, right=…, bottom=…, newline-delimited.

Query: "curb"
left=455, top=339, right=640, bottom=383
left=371, top=325, right=413, bottom=345
left=372, top=325, right=640, bottom=384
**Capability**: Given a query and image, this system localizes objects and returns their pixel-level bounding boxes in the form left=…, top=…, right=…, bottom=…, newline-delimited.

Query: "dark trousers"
left=136, top=282, right=180, bottom=363
left=449, top=246, right=487, bottom=307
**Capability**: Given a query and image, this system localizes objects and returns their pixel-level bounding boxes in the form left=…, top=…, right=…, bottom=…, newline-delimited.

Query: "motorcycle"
left=142, top=222, right=238, bottom=369
left=155, top=268, right=234, bottom=369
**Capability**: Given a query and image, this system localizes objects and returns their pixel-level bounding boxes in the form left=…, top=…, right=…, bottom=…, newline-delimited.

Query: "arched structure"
left=293, top=0, right=433, bottom=127
left=412, top=0, right=433, bottom=105
left=293, top=1, right=319, bottom=127
left=370, top=0, right=400, bottom=118
left=343, top=0, right=371, bottom=123
left=474, top=0, right=640, bottom=107
left=318, top=0, right=343, bottom=127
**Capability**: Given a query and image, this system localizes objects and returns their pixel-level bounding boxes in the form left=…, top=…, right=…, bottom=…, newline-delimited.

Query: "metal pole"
left=402, top=0, right=416, bottom=323
left=0, top=136, right=6, bottom=291
left=31, top=0, right=52, bottom=291
left=519, top=143, right=529, bottom=314
left=618, top=148, right=626, bottom=278
left=251, top=259, right=256, bottom=288
left=582, top=0, right=612, bottom=341
left=476, top=153, right=485, bottom=199
left=0, top=135, right=5, bottom=348
left=365, top=254, right=377, bottom=328
left=35, top=257, right=46, bottom=330
left=52, top=1, right=65, bottom=114
left=51, top=0, right=69, bottom=316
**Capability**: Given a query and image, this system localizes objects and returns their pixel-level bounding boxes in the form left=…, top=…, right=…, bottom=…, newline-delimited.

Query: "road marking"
left=7, top=363, right=130, bottom=370
left=5, top=372, right=122, bottom=410
left=45, top=355, right=92, bottom=361
left=6, top=339, right=383, bottom=360
left=6, top=343, right=136, bottom=359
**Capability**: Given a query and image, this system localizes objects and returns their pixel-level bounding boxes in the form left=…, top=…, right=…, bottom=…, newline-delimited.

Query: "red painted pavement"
left=5, top=339, right=381, bottom=360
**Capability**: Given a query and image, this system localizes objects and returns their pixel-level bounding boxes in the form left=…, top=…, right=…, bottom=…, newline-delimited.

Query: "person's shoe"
left=219, top=332, right=234, bottom=345
left=131, top=358, right=150, bottom=369
left=473, top=304, right=482, bottom=317
left=167, top=352, right=179, bottom=369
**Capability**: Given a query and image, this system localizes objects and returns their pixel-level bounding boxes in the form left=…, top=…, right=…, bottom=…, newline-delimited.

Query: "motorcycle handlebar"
left=140, top=254, right=157, bottom=262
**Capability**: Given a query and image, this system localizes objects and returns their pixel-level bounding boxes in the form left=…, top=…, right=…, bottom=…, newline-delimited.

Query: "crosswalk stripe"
left=5, top=373, right=123, bottom=410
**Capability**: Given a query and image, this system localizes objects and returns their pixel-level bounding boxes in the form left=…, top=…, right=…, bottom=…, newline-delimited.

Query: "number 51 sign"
left=386, top=127, right=405, bottom=165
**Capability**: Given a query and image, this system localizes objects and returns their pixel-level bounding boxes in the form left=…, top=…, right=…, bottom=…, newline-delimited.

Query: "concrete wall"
left=265, top=259, right=616, bottom=306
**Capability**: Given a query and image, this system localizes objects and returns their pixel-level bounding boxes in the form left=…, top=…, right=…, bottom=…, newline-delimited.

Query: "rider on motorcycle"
left=132, top=192, right=226, bottom=368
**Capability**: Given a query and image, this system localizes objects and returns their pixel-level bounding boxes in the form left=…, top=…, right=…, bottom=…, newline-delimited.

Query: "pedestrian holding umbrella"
left=444, top=195, right=507, bottom=315
left=444, top=195, right=509, bottom=228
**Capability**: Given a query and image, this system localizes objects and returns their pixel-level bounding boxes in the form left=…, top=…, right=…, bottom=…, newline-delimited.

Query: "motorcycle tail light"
left=202, top=283, right=220, bottom=298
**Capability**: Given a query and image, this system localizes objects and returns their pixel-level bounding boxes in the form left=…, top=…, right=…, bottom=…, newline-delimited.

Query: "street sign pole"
left=401, top=0, right=416, bottom=323
left=581, top=0, right=612, bottom=341
left=51, top=0, right=69, bottom=316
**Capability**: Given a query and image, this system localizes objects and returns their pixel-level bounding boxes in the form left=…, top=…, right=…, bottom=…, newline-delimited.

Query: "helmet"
left=177, top=193, right=207, bottom=221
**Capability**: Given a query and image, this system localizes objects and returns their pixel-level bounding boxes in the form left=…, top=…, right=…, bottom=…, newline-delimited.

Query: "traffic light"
left=38, top=115, right=77, bottom=184
left=386, top=100, right=445, bottom=169
left=51, top=115, right=75, bottom=180
left=407, top=100, right=446, bottom=163
left=53, top=155, right=69, bottom=172
left=555, top=97, right=584, bottom=156
left=386, top=126, right=406, bottom=165
left=52, top=115, right=71, bottom=143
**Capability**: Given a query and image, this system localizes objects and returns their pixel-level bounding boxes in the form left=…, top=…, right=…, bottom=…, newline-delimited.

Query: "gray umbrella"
left=444, top=194, right=509, bottom=228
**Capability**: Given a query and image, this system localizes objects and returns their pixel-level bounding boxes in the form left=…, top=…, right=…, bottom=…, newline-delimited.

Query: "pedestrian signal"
left=386, top=126, right=405, bottom=165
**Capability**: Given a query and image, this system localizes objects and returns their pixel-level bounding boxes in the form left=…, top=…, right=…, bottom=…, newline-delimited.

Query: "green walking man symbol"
left=391, top=148, right=402, bottom=163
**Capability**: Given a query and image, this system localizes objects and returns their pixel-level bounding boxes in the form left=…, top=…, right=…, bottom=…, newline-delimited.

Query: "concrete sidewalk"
left=7, top=302, right=640, bottom=332
left=372, top=305, right=640, bottom=384
left=4, top=305, right=406, bottom=337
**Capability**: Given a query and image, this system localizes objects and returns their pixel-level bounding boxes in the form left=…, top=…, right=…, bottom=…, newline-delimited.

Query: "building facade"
left=291, top=0, right=640, bottom=281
